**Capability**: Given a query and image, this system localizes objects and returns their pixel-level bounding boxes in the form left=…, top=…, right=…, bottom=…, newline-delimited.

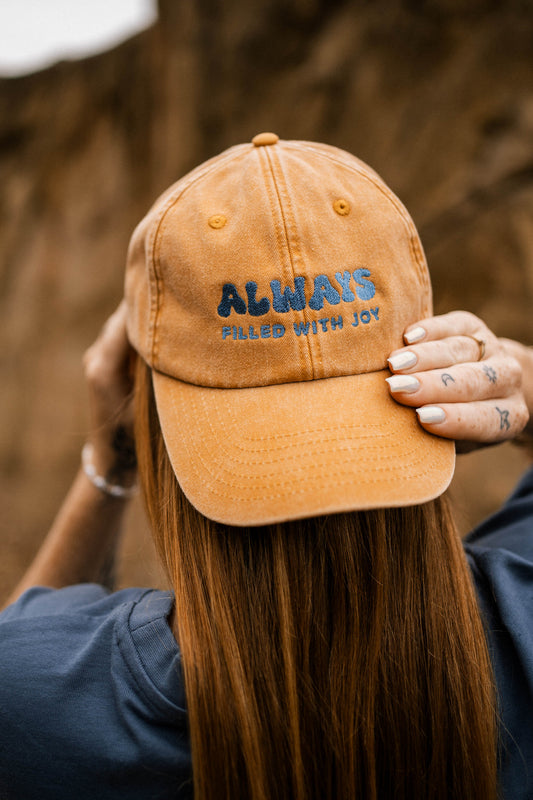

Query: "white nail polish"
left=416, top=406, right=446, bottom=424
left=386, top=375, right=420, bottom=393
left=388, top=351, right=418, bottom=371
left=404, top=326, right=426, bottom=344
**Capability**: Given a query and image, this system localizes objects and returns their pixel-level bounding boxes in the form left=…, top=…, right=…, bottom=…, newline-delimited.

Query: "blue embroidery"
left=223, top=325, right=281, bottom=340
left=353, top=269, right=375, bottom=300
left=222, top=312, right=376, bottom=341
left=270, top=278, right=306, bottom=312
left=352, top=309, right=379, bottom=327
left=334, top=271, right=355, bottom=302
left=217, top=270, right=376, bottom=317
left=245, top=281, right=270, bottom=317
left=217, top=283, right=247, bottom=317
left=293, top=317, right=345, bottom=336
left=308, top=275, right=341, bottom=311
left=293, top=322, right=310, bottom=336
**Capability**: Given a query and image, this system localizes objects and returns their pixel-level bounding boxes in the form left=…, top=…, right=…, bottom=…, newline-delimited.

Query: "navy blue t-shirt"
left=0, top=586, right=192, bottom=799
left=1, top=467, right=532, bottom=799
left=464, top=466, right=533, bottom=800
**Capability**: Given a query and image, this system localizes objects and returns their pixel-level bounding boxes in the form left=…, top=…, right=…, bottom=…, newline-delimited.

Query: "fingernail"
left=386, top=375, right=420, bottom=393
left=416, top=406, right=446, bottom=424
left=404, top=326, right=426, bottom=344
left=388, top=351, right=418, bottom=371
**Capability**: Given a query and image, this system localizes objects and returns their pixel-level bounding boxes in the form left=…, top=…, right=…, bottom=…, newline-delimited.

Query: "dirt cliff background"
left=1, top=0, right=532, bottom=602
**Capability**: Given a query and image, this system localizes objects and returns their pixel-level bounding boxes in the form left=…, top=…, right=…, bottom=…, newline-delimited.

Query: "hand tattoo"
left=441, top=373, right=455, bottom=386
left=482, top=365, right=497, bottom=384
left=495, top=406, right=510, bottom=431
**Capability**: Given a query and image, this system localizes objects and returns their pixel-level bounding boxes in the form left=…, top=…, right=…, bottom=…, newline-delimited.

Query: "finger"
left=386, top=356, right=521, bottom=407
left=403, top=310, right=491, bottom=345
left=388, top=334, right=497, bottom=374
left=414, top=394, right=529, bottom=442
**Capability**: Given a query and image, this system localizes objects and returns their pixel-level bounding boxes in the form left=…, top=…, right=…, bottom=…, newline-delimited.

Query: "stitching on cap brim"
left=152, top=369, right=455, bottom=526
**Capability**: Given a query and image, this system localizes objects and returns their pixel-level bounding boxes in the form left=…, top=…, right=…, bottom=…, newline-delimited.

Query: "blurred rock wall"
left=1, top=0, right=532, bottom=600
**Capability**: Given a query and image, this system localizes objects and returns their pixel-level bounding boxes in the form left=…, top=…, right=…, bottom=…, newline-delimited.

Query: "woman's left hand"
left=82, top=301, right=137, bottom=483
left=386, top=311, right=530, bottom=453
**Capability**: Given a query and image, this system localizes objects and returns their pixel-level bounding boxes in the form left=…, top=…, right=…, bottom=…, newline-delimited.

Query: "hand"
left=82, top=301, right=137, bottom=483
left=386, top=311, right=531, bottom=453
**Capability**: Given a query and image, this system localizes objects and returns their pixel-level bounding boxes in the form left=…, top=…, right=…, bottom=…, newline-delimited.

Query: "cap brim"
left=152, top=370, right=455, bottom=527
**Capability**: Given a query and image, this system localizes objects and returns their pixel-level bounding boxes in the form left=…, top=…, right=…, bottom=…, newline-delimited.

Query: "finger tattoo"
left=441, top=373, right=455, bottom=386
left=495, top=406, right=510, bottom=431
left=482, top=365, right=497, bottom=384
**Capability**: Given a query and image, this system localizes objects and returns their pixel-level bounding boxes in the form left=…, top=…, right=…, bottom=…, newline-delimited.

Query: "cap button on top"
left=252, top=132, right=279, bottom=147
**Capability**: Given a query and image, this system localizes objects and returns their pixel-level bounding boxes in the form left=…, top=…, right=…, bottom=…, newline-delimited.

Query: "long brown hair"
left=135, top=359, right=498, bottom=800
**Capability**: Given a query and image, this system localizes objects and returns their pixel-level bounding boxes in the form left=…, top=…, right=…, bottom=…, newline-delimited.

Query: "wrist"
left=82, top=440, right=137, bottom=499
left=88, top=425, right=137, bottom=486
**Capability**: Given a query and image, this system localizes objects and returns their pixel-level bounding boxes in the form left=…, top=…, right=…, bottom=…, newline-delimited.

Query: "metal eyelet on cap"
left=333, top=199, right=351, bottom=216
left=208, top=215, right=227, bottom=229
left=252, top=132, right=279, bottom=147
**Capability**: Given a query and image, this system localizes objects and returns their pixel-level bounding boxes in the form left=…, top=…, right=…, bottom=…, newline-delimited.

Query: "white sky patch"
left=0, top=0, right=157, bottom=77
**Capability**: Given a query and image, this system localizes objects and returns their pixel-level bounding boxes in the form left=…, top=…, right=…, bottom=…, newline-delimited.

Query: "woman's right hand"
left=385, top=311, right=532, bottom=453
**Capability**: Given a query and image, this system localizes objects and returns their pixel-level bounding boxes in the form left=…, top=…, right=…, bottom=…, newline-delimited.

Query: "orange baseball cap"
left=125, top=133, right=455, bottom=526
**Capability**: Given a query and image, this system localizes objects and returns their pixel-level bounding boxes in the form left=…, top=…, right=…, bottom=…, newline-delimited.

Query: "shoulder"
left=467, top=543, right=533, bottom=800
left=465, top=465, right=533, bottom=560
left=0, top=584, right=182, bottom=709
left=0, top=583, right=160, bottom=620
left=0, top=586, right=191, bottom=799
left=465, top=465, right=533, bottom=624
left=464, top=467, right=533, bottom=800
left=464, top=466, right=533, bottom=675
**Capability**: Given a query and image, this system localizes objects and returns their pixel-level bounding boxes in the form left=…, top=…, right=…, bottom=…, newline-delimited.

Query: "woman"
left=1, top=135, right=532, bottom=800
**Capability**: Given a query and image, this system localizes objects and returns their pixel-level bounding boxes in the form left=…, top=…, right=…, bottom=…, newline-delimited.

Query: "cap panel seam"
left=150, top=217, right=164, bottom=368
left=143, top=216, right=163, bottom=366
left=261, top=147, right=318, bottom=379
left=283, top=142, right=431, bottom=312
left=153, top=358, right=388, bottom=389
left=269, top=145, right=329, bottom=379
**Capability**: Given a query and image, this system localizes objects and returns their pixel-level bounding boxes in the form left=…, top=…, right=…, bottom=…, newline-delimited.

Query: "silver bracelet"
left=81, top=443, right=138, bottom=499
